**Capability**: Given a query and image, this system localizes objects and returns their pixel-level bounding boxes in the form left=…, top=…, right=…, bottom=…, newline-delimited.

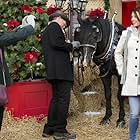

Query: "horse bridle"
left=72, top=44, right=96, bottom=85
left=72, top=47, right=84, bottom=85
left=80, top=44, right=96, bottom=65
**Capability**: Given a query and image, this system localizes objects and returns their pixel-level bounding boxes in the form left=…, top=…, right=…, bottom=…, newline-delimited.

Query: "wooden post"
left=136, top=1, right=140, bottom=7
left=109, top=0, right=122, bottom=24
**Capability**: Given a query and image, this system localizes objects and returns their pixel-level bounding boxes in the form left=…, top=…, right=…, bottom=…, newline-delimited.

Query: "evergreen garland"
left=104, top=0, right=110, bottom=11
left=0, top=0, right=48, bottom=81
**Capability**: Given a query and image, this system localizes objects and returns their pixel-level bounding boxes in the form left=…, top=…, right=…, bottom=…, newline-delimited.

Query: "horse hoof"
left=100, top=118, right=111, bottom=125
left=116, top=120, right=125, bottom=128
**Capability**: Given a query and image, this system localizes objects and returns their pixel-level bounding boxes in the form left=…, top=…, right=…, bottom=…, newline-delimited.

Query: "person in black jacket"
left=0, top=15, right=36, bottom=130
left=41, top=10, right=76, bottom=139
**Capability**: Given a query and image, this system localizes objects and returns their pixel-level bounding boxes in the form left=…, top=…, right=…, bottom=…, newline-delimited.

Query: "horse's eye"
left=75, top=27, right=81, bottom=32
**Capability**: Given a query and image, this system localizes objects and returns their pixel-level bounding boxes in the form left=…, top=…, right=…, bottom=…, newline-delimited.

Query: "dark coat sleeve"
left=46, top=23, right=72, bottom=52
left=0, top=25, right=34, bottom=48
left=0, top=25, right=34, bottom=86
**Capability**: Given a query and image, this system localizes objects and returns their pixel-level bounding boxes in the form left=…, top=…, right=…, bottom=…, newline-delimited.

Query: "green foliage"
left=104, top=0, right=110, bottom=11
left=0, top=0, right=49, bottom=82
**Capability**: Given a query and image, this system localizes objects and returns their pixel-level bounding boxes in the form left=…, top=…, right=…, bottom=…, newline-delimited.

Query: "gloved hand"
left=71, top=41, right=80, bottom=49
left=20, top=15, right=36, bottom=28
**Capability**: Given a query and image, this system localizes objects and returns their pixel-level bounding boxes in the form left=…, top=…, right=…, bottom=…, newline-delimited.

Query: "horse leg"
left=100, top=74, right=112, bottom=125
left=116, top=75, right=125, bottom=128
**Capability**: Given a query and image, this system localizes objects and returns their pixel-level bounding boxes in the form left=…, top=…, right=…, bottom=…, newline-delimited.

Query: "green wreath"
left=104, top=0, right=110, bottom=11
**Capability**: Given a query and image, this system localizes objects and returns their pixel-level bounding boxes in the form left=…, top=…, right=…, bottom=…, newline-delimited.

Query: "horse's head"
left=74, top=17, right=102, bottom=67
left=74, top=16, right=125, bottom=67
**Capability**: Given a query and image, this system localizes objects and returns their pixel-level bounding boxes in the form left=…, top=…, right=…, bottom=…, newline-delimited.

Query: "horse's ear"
left=77, top=14, right=84, bottom=25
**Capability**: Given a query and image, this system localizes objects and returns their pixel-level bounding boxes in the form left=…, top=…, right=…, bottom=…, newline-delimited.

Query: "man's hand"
left=20, top=15, right=36, bottom=28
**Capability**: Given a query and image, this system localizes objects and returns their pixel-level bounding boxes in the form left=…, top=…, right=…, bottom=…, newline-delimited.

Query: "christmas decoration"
left=24, top=51, right=39, bottom=79
left=0, top=0, right=49, bottom=82
left=104, top=0, right=110, bottom=11
left=46, top=5, right=60, bottom=15
left=86, top=8, right=105, bottom=18
left=24, top=51, right=39, bottom=64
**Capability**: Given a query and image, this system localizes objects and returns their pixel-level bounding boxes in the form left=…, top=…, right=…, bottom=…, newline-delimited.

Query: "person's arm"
left=0, top=25, right=34, bottom=48
left=114, top=30, right=128, bottom=75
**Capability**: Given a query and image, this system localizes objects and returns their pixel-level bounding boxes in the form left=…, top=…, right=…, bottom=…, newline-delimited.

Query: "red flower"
left=34, top=6, right=44, bottom=14
left=46, top=5, right=60, bottom=15
left=24, top=51, right=39, bottom=64
left=86, top=8, right=105, bottom=18
left=20, top=5, right=32, bottom=13
left=6, top=19, right=20, bottom=30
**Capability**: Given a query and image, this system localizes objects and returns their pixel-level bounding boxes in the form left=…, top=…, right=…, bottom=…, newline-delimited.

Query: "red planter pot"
left=5, top=80, right=52, bottom=119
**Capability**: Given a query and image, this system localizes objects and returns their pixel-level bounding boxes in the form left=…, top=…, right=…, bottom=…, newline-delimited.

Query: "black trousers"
left=0, top=106, right=4, bottom=130
left=43, top=80, right=73, bottom=133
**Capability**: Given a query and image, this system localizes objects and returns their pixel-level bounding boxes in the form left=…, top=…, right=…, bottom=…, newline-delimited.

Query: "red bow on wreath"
left=24, top=51, right=39, bottom=64
left=86, top=8, right=105, bottom=18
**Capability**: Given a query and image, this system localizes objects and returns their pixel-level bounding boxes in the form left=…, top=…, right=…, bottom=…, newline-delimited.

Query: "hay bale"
left=72, top=65, right=105, bottom=112
left=81, top=93, right=102, bottom=112
left=0, top=109, right=132, bottom=140
left=72, top=63, right=127, bottom=113
left=69, top=91, right=79, bottom=114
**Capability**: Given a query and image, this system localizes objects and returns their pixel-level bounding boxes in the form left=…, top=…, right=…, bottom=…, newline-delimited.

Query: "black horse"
left=73, top=16, right=126, bottom=128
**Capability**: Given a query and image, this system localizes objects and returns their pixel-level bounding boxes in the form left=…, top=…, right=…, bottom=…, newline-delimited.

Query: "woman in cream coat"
left=115, top=7, right=140, bottom=140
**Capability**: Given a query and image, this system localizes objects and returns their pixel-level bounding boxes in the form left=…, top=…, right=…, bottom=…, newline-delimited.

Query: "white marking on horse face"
left=73, top=56, right=83, bottom=67
left=73, top=57, right=78, bottom=66
left=82, top=47, right=95, bottom=67
left=82, top=48, right=88, bottom=67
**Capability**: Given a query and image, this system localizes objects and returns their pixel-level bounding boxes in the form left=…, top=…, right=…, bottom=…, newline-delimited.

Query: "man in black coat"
left=0, top=15, right=36, bottom=130
left=42, top=10, right=76, bottom=139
